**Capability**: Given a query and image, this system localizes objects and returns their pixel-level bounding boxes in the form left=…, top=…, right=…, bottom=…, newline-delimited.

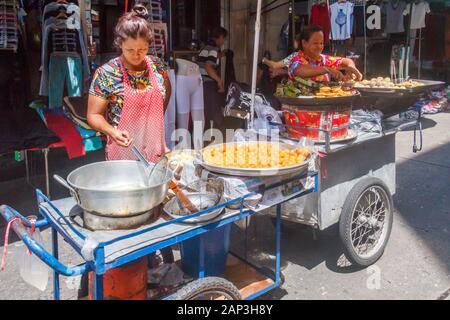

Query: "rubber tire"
left=170, top=277, right=242, bottom=300
left=339, top=177, right=394, bottom=267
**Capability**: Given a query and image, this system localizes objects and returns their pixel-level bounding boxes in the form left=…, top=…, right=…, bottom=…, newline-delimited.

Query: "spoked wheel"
left=170, top=277, right=242, bottom=300
left=339, top=178, right=394, bottom=267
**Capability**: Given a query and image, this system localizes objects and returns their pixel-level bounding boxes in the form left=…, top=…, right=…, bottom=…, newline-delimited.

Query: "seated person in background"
left=288, top=24, right=363, bottom=82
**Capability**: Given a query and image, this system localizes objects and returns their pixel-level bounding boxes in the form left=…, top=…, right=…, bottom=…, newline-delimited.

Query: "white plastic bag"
left=17, top=217, right=49, bottom=291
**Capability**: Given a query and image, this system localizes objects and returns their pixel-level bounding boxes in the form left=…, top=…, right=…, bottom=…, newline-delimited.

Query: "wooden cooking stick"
left=169, top=180, right=199, bottom=213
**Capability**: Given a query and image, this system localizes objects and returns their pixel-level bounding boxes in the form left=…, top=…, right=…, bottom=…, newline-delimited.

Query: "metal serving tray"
left=356, top=79, right=445, bottom=95
left=281, top=129, right=358, bottom=145
left=276, top=92, right=360, bottom=107
left=199, top=142, right=310, bottom=177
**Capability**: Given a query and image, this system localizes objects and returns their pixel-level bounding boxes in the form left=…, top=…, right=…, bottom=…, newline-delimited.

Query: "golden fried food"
left=354, top=78, right=425, bottom=89
left=315, top=86, right=353, bottom=97
left=202, top=143, right=310, bottom=169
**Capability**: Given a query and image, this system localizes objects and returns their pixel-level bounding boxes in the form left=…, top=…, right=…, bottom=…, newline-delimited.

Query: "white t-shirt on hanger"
left=403, top=1, right=431, bottom=30
left=330, top=1, right=354, bottom=41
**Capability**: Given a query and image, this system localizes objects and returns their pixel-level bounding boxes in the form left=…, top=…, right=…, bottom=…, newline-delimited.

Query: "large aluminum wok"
left=54, top=161, right=173, bottom=217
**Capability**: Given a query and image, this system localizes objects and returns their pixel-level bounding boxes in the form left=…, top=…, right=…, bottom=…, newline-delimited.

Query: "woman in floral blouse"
left=87, top=4, right=171, bottom=163
left=289, top=24, right=363, bottom=82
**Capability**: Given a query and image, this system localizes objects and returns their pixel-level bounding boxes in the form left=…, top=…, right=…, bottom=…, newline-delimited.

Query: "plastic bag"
left=148, top=263, right=184, bottom=287
left=17, top=217, right=49, bottom=291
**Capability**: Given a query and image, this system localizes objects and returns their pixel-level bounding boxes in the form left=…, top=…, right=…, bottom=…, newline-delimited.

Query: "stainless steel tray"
left=409, top=79, right=446, bottom=93
left=276, top=92, right=360, bottom=107
left=356, top=79, right=445, bottom=95
left=281, top=129, right=358, bottom=145
left=199, top=142, right=310, bottom=177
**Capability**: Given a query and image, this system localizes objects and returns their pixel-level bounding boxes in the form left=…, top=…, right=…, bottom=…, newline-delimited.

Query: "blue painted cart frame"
left=1, top=171, right=318, bottom=300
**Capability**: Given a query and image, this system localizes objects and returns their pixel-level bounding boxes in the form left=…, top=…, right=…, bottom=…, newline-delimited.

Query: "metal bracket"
left=413, top=111, right=423, bottom=153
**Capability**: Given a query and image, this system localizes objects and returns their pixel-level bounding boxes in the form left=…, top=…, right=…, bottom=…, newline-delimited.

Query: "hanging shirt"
left=403, top=1, right=431, bottom=30
left=384, top=1, right=407, bottom=34
left=330, top=1, right=354, bottom=40
left=288, top=51, right=343, bottom=82
left=310, top=3, right=331, bottom=44
left=89, top=56, right=168, bottom=127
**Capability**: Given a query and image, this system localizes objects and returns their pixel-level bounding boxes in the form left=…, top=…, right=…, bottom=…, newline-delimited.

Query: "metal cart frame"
left=1, top=171, right=318, bottom=300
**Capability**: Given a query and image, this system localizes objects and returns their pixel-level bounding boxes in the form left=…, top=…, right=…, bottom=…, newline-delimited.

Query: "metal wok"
left=54, top=161, right=173, bottom=218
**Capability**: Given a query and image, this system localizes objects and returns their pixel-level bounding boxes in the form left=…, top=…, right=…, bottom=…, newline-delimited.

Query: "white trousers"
left=176, top=75, right=205, bottom=149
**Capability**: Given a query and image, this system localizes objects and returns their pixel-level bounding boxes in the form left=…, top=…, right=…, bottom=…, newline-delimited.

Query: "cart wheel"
left=339, top=177, right=394, bottom=267
left=170, top=277, right=242, bottom=300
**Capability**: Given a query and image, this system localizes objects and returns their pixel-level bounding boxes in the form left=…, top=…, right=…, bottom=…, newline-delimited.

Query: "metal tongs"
left=132, top=146, right=199, bottom=213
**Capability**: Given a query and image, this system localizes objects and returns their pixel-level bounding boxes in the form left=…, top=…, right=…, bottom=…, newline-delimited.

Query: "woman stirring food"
left=87, top=5, right=171, bottom=163
left=288, top=25, right=363, bottom=82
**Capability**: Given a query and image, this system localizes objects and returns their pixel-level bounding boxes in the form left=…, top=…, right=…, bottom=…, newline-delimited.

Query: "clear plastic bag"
left=17, top=216, right=49, bottom=291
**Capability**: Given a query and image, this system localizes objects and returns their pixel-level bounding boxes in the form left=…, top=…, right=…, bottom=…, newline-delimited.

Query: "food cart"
left=1, top=146, right=318, bottom=300
left=265, top=79, right=445, bottom=267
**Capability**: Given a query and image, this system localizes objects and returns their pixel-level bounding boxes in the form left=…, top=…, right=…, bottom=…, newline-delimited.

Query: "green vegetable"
left=294, top=77, right=322, bottom=89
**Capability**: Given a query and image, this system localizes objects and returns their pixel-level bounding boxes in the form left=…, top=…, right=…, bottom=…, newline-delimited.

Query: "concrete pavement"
left=0, top=112, right=449, bottom=300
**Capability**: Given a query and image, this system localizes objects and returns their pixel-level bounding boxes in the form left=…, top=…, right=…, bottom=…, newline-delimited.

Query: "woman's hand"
left=325, top=67, right=345, bottom=81
left=110, top=129, right=133, bottom=147
left=339, top=66, right=363, bottom=81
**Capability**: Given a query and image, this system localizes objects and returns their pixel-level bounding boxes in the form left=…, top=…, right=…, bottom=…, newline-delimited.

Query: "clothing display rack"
left=0, top=0, right=19, bottom=52
left=136, top=0, right=164, bottom=22
left=326, top=0, right=368, bottom=76
left=135, top=0, right=167, bottom=58
left=149, top=22, right=167, bottom=58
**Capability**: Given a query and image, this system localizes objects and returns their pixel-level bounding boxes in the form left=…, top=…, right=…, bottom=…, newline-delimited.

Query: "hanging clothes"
left=383, top=0, right=407, bottom=34
left=403, top=1, right=431, bottom=30
left=310, top=2, right=331, bottom=44
left=39, top=1, right=89, bottom=108
left=0, top=0, right=20, bottom=52
left=329, top=1, right=354, bottom=41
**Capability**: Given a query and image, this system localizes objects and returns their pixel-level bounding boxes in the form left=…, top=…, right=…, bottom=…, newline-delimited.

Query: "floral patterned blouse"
left=288, top=51, right=343, bottom=82
left=89, top=56, right=169, bottom=127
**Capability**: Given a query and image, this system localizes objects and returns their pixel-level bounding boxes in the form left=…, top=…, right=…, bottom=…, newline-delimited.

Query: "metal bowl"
left=164, top=193, right=225, bottom=224
left=225, top=193, right=263, bottom=210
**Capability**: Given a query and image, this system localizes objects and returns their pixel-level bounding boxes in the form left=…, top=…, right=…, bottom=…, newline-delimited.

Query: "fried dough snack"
left=202, top=143, right=311, bottom=169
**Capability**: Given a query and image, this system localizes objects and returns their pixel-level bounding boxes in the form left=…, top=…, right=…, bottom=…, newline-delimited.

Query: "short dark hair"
left=299, top=24, right=323, bottom=50
left=211, top=27, right=228, bottom=39
left=114, top=4, right=153, bottom=48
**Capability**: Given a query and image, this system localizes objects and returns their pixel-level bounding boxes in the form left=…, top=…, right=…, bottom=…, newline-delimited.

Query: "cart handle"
left=0, top=205, right=89, bottom=277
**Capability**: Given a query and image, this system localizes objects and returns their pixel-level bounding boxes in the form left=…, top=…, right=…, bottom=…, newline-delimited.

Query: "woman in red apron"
left=87, top=4, right=171, bottom=163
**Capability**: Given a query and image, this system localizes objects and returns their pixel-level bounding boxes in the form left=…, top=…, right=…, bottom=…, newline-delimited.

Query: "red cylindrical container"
left=88, top=257, right=148, bottom=300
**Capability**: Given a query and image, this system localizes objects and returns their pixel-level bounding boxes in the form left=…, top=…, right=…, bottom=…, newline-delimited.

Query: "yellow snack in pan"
left=202, top=143, right=311, bottom=169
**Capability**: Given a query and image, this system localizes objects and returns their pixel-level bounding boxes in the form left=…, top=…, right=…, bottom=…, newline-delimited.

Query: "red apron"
left=106, top=56, right=166, bottom=163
